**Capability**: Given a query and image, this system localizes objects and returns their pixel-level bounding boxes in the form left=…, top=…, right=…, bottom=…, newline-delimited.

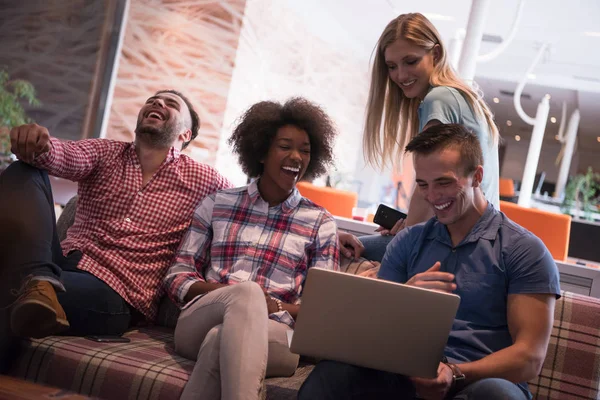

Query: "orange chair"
left=499, top=178, right=515, bottom=198
left=296, top=181, right=358, bottom=218
left=499, top=200, right=571, bottom=261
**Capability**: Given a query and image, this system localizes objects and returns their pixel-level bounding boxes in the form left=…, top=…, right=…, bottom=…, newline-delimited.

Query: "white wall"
left=215, top=0, right=368, bottom=187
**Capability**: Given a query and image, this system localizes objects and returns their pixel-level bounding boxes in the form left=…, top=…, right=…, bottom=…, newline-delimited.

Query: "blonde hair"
left=363, top=13, right=498, bottom=170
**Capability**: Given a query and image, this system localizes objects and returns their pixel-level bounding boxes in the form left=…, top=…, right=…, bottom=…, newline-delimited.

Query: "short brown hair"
left=155, top=89, right=199, bottom=149
left=404, top=123, right=483, bottom=175
left=228, top=97, right=337, bottom=180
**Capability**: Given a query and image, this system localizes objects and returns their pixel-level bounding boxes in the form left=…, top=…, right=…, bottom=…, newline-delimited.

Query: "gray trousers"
left=174, top=282, right=299, bottom=400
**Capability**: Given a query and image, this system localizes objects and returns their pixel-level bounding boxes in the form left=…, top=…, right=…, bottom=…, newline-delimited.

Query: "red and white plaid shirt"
left=164, top=180, right=340, bottom=327
left=33, top=137, right=232, bottom=320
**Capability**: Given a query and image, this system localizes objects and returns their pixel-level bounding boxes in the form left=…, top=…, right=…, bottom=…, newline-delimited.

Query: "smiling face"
left=414, top=147, right=483, bottom=228
left=135, top=92, right=191, bottom=148
left=384, top=38, right=438, bottom=100
left=258, top=125, right=311, bottom=206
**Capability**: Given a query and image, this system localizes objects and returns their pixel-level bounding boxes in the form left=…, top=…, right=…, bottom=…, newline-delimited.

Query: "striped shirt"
left=32, top=137, right=231, bottom=320
left=164, top=180, right=340, bottom=326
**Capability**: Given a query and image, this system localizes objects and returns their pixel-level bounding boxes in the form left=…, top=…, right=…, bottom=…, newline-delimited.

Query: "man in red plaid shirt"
left=0, top=90, right=231, bottom=358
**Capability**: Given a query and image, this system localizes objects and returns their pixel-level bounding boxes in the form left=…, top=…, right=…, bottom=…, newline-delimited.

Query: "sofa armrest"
left=528, top=291, right=600, bottom=399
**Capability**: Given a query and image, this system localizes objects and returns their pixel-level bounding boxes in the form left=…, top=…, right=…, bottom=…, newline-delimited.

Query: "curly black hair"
left=155, top=89, right=200, bottom=149
left=228, top=97, right=337, bottom=180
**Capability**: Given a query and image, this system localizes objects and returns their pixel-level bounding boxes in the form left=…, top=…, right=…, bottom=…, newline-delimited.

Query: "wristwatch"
left=446, top=363, right=466, bottom=387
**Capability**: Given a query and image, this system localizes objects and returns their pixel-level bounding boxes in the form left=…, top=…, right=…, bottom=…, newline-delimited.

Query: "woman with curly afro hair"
left=164, top=97, right=340, bottom=400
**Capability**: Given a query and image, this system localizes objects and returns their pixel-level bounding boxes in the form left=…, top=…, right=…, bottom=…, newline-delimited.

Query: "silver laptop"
left=290, top=268, right=460, bottom=378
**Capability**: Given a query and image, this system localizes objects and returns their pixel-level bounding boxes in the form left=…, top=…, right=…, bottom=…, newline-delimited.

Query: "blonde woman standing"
left=350, top=13, right=500, bottom=262
left=369, top=13, right=498, bottom=223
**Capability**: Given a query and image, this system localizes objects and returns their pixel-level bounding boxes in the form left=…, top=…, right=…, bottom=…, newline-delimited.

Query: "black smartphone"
left=373, top=204, right=407, bottom=230
left=85, top=335, right=131, bottom=343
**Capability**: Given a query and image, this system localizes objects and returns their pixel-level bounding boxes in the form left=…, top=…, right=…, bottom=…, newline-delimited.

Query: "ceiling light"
left=597, top=137, right=600, bottom=143
left=584, top=32, right=600, bottom=37
left=515, top=135, right=521, bottom=141
left=506, top=120, right=512, bottom=127
left=550, top=117, right=557, bottom=123
left=528, top=73, right=536, bottom=80
left=422, top=13, right=455, bottom=21
left=493, top=97, right=500, bottom=104
left=545, top=94, right=551, bottom=100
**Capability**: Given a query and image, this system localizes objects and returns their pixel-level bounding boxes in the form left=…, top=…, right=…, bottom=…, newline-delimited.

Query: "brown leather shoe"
left=10, top=280, right=69, bottom=338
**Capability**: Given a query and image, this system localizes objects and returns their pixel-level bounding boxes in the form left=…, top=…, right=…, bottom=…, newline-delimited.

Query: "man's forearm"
left=31, top=137, right=102, bottom=181
left=457, top=342, right=544, bottom=385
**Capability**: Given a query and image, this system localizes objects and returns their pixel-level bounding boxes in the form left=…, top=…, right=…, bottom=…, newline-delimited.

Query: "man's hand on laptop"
left=406, top=262, right=456, bottom=293
left=411, top=362, right=453, bottom=400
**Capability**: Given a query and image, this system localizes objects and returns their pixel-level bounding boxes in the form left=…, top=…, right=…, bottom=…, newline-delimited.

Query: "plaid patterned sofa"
left=7, top=199, right=600, bottom=399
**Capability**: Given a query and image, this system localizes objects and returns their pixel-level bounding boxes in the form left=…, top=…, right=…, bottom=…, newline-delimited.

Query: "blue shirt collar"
left=247, top=179, right=301, bottom=213
left=426, top=203, right=500, bottom=247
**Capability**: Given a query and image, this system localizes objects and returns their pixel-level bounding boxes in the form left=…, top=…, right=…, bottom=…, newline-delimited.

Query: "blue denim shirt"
left=379, top=203, right=560, bottom=395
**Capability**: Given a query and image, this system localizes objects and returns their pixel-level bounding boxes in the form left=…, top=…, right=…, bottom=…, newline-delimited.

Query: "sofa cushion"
left=56, top=196, right=78, bottom=242
left=11, top=328, right=192, bottom=399
left=10, top=327, right=313, bottom=400
left=528, top=291, right=600, bottom=399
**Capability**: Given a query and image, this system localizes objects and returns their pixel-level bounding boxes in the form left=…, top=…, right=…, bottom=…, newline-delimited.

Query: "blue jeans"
left=56, top=252, right=139, bottom=336
left=359, top=234, right=394, bottom=262
left=0, top=162, right=138, bottom=371
left=299, top=361, right=530, bottom=400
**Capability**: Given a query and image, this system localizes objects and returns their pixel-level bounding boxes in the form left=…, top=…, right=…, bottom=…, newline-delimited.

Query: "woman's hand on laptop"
left=406, top=262, right=456, bottom=293
left=411, top=362, right=453, bottom=400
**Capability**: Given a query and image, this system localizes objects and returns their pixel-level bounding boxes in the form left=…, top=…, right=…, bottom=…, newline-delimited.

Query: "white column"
left=554, top=109, right=580, bottom=199
left=518, top=96, right=550, bottom=207
left=448, top=29, right=465, bottom=70
left=457, top=0, right=492, bottom=82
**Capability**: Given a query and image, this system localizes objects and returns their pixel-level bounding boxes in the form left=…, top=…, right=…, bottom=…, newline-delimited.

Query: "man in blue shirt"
left=299, top=124, right=560, bottom=400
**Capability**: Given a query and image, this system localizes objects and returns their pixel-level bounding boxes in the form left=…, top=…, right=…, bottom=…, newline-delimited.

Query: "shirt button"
left=124, top=217, right=131, bottom=222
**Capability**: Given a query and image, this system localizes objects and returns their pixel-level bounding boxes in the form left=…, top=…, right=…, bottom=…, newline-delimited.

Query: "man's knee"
left=457, top=378, right=527, bottom=400
left=0, top=161, right=45, bottom=184
left=0, top=161, right=51, bottom=210
left=299, top=360, right=362, bottom=399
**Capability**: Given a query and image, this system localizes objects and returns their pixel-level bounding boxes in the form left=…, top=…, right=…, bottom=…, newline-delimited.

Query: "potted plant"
left=561, top=167, right=600, bottom=221
left=0, top=66, right=41, bottom=172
